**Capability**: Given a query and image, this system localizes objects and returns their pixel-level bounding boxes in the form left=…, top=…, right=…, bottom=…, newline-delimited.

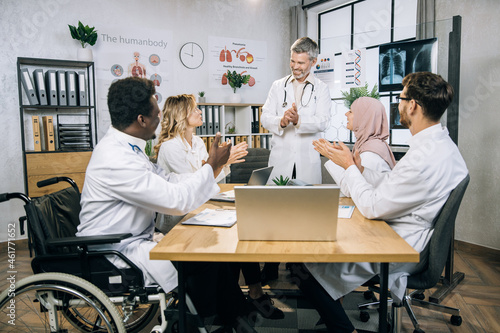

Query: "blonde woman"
left=154, top=94, right=284, bottom=320
left=154, top=94, right=248, bottom=182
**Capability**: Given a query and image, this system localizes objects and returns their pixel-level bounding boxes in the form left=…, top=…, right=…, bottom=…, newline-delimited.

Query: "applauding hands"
left=280, top=103, right=299, bottom=128
left=313, top=139, right=363, bottom=172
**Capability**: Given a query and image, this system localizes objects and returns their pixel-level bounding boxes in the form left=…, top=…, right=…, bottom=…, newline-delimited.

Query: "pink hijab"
left=351, top=97, right=396, bottom=169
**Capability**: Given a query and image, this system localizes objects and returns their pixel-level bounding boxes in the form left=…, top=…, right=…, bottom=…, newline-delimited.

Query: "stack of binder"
left=20, top=68, right=87, bottom=107
left=57, top=114, right=92, bottom=150
left=196, top=105, right=221, bottom=136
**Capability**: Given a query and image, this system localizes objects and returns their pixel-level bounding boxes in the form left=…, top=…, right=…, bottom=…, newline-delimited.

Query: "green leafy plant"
left=225, top=121, right=235, bottom=134
left=68, top=21, right=98, bottom=48
left=225, top=70, right=250, bottom=93
left=272, top=175, right=290, bottom=186
left=198, top=91, right=205, bottom=97
left=340, top=83, right=379, bottom=109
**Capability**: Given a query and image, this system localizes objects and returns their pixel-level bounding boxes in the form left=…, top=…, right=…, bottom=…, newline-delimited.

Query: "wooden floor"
left=1, top=240, right=499, bottom=332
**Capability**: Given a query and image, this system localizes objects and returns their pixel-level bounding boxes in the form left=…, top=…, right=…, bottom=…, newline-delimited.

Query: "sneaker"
left=247, top=293, right=285, bottom=320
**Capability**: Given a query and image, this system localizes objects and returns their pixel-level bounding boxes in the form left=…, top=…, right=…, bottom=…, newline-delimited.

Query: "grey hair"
left=291, top=37, right=319, bottom=60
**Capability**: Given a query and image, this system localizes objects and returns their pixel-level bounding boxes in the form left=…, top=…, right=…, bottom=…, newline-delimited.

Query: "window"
left=318, top=0, right=417, bottom=146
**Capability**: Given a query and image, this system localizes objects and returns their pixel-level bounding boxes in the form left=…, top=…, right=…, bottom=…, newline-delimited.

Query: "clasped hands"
left=313, top=139, right=363, bottom=172
left=280, top=103, right=299, bottom=128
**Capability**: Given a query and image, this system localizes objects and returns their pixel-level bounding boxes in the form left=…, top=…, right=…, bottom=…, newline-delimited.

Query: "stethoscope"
left=282, top=74, right=315, bottom=108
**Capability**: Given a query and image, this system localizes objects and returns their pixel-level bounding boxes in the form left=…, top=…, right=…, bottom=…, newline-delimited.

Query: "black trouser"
left=230, top=262, right=261, bottom=286
left=289, top=263, right=355, bottom=333
left=174, top=261, right=249, bottom=324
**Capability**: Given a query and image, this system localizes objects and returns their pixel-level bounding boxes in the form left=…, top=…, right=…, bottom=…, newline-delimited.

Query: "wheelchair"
left=0, top=176, right=204, bottom=333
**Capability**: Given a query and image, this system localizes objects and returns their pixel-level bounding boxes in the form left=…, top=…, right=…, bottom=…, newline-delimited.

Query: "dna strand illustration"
left=354, top=49, right=362, bottom=86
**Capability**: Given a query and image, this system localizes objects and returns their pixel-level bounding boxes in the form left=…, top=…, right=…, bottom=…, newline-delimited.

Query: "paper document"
left=181, top=208, right=236, bottom=227
left=338, top=205, right=355, bottom=219
left=210, top=190, right=235, bottom=202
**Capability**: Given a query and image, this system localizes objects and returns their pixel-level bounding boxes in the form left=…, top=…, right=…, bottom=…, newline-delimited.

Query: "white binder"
left=33, top=69, right=48, bottom=105
left=20, top=68, right=39, bottom=105
left=77, top=71, right=87, bottom=106
left=45, top=70, right=58, bottom=105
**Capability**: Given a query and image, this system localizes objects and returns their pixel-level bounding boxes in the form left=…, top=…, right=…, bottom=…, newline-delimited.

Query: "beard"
left=399, top=107, right=411, bottom=129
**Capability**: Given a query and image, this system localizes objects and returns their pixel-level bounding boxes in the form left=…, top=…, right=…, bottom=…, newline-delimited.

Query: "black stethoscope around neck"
left=282, top=74, right=315, bottom=108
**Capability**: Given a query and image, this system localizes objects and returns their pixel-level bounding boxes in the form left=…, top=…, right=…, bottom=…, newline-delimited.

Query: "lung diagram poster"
left=208, top=36, right=267, bottom=93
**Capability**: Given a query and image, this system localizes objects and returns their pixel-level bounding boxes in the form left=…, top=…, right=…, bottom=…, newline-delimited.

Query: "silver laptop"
left=234, top=185, right=340, bottom=241
left=210, top=166, right=274, bottom=202
left=247, top=166, right=274, bottom=186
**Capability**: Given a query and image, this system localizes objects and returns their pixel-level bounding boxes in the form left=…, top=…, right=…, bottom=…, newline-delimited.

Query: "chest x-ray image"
left=380, top=48, right=406, bottom=85
left=378, top=38, right=437, bottom=92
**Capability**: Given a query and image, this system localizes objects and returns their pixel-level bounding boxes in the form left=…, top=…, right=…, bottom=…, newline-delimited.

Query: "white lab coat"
left=157, top=134, right=229, bottom=183
left=261, top=75, right=331, bottom=184
left=325, top=151, right=392, bottom=197
left=155, top=134, right=229, bottom=233
left=306, top=125, right=468, bottom=302
left=77, top=126, right=220, bottom=293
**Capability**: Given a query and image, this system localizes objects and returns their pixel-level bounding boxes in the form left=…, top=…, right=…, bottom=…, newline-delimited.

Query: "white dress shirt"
left=306, top=124, right=468, bottom=302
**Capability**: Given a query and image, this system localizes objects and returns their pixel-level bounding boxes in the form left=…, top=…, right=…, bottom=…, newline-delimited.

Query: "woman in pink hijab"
left=315, top=97, right=396, bottom=196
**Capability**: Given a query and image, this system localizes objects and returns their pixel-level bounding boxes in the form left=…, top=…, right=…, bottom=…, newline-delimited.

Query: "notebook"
left=210, top=166, right=274, bottom=202
left=234, top=185, right=340, bottom=241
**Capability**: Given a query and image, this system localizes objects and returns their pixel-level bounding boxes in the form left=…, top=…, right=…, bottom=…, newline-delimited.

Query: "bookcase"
left=196, top=103, right=272, bottom=151
left=17, top=57, right=97, bottom=197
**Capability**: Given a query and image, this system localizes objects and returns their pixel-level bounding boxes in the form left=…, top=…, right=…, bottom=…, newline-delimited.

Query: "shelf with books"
left=17, top=57, right=97, bottom=195
left=196, top=103, right=271, bottom=151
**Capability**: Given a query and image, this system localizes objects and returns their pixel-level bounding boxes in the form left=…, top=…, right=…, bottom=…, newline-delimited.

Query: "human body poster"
left=208, top=36, right=267, bottom=92
left=93, top=28, right=174, bottom=139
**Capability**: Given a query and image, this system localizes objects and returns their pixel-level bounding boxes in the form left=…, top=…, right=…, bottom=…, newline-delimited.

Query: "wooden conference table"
left=151, top=184, right=419, bottom=333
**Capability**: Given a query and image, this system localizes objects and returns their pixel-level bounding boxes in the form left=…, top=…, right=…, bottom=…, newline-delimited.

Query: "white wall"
left=0, top=0, right=299, bottom=242
left=435, top=0, right=500, bottom=250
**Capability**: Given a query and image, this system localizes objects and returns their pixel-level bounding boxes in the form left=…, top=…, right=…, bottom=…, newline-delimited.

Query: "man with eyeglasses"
left=290, top=72, right=468, bottom=332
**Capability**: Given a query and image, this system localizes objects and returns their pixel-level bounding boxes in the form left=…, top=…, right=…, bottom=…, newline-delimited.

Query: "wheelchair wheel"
left=120, top=302, right=159, bottom=333
left=64, top=301, right=158, bottom=333
left=0, top=272, right=125, bottom=333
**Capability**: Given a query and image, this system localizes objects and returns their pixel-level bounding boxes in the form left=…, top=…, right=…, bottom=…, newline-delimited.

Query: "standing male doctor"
left=261, top=37, right=331, bottom=185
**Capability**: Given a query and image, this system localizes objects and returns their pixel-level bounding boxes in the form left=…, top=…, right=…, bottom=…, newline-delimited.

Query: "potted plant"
left=272, top=175, right=290, bottom=186
left=225, top=121, right=235, bottom=134
left=198, top=91, right=206, bottom=103
left=224, top=70, right=250, bottom=103
left=68, top=21, right=98, bottom=61
left=340, top=83, right=379, bottom=108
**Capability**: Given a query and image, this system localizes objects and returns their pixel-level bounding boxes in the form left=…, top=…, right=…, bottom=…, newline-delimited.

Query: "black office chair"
left=0, top=176, right=204, bottom=333
left=227, top=147, right=270, bottom=183
left=358, top=174, right=470, bottom=333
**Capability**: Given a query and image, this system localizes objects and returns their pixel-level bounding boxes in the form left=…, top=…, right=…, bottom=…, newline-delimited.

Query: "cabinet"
left=196, top=103, right=272, bottom=150
left=17, top=57, right=97, bottom=197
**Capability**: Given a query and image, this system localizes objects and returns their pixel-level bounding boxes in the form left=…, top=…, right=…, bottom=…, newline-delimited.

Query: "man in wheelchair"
left=76, top=77, right=256, bottom=332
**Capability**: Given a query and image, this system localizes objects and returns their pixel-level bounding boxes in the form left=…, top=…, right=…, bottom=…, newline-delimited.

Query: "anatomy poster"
left=341, top=48, right=366, bottom=89
left=93, top=27, right=174, bottom=139
left=208, top=36, right=267, bottom=91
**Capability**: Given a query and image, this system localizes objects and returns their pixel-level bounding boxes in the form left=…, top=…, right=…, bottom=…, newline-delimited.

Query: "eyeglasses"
left=396, top=95, right=412, bottom=103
